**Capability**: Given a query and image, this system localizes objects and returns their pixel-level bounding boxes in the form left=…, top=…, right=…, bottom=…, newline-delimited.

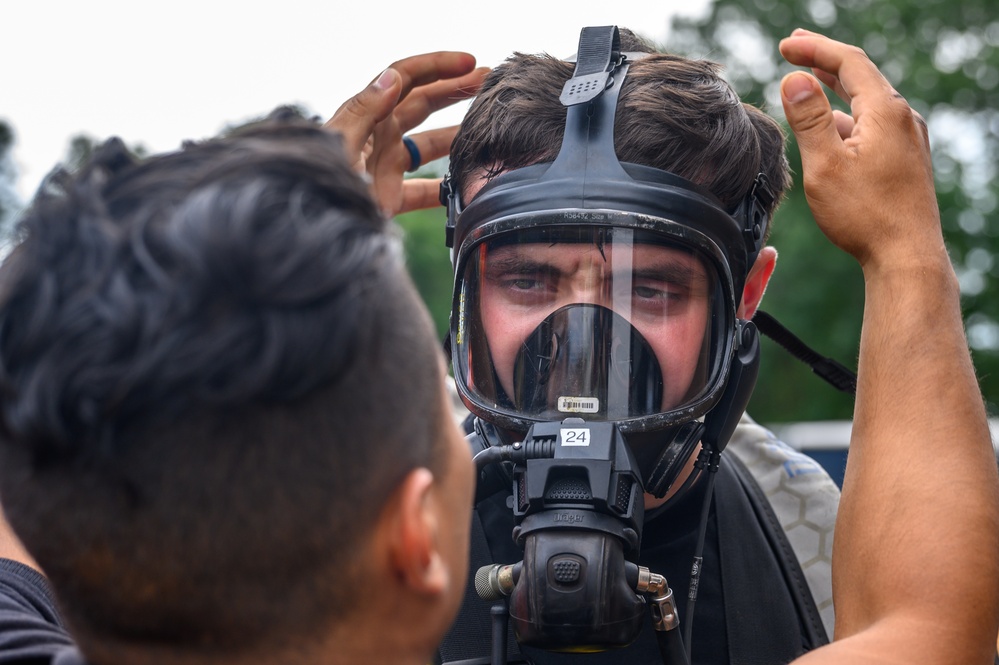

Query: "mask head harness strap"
left=552, top=25, right=629, bottom=175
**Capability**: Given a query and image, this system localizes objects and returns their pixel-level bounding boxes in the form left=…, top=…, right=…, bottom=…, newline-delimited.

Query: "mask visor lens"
left=454, top=225, right=724, bottom=424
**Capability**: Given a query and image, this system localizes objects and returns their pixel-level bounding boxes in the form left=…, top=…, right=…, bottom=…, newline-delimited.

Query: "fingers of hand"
left=323, top=51, right=479, bottom=217
left=394, top=67, right=490, bottom=132
left=780, top=31, right=940, bottom=265
left=398, top=179, right=447, bottom=215
left=832, top=110, right=855, bottom=140
left=324, top=67, right=402, bottom=160
left=376, top=61, right=486, bottom=178
left=780, top=31, right=924, bottom=161
left=322, top=51, right=478, bottom=165
left=781, top=71, right=841, bottom=155
left=811, top=67, right=848, bottom=104
left=400, top=126, right=461, bottom=172
left=779, top=31, right=895, bottom=120
left=391, top=52, right=479, bottom=100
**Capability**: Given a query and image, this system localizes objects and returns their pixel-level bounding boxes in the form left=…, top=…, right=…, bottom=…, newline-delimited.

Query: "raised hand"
left=325, top=52, right=489, bottom=217
left=778, top=29, right=942, bottom=272
left=779, top=30, right=999, bottom=665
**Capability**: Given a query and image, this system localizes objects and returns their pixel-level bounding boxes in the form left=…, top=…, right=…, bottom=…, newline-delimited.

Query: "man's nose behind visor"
left=513, top=303, right=664, bottom=421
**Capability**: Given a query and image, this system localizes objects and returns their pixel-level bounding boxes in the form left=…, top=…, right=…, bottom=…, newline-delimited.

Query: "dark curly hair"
left=0, top=108, right=449, bottom=653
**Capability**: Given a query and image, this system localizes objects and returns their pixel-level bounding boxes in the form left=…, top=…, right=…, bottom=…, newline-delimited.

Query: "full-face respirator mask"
left=441, top=26, right=773, bottom=664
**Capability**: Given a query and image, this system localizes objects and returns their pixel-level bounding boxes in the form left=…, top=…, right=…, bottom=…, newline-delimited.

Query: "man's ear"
left=737, top=246, right=777, bottom=319
left=382, top=468, right=449, bottom=596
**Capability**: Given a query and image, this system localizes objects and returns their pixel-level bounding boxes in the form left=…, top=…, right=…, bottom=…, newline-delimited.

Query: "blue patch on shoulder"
left=783, top=457, right=824, bottom=478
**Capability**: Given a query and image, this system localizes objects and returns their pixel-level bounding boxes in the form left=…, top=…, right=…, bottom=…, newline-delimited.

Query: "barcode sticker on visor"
left=558, top=396, right=599, bottom=414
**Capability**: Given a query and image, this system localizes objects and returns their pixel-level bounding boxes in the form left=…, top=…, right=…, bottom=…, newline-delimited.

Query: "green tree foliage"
left=397, top=206, right=453, bottom=340
left=668, top=0, right=999, bottom=422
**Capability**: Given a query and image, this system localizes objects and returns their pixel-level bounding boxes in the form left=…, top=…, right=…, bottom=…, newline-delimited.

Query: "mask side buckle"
left=738, top=172, right=774, bottom=266
left=441, top=173, right=459, bottom=248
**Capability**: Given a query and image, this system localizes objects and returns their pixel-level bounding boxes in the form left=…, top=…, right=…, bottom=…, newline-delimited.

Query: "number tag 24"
left=560, top=428, right=590, bottom=446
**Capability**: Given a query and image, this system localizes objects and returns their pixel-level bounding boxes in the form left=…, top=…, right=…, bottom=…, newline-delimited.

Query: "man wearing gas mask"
left=433, top=27, right=837, bottom=665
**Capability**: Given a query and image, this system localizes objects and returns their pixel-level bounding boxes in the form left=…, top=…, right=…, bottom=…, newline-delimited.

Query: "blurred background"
left=3, top=0, right=997, bottom=437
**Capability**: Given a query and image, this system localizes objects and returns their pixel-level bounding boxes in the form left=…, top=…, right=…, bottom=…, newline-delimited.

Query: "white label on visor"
left=557, top=396, right=599, bottom=414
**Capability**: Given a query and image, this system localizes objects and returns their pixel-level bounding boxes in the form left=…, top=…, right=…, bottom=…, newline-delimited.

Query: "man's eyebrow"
left=484, top=254, right=559, bottom=276
left=631, top=261, right=709, bottom=287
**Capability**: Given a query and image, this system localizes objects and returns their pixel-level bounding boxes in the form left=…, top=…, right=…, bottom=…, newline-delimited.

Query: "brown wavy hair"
left=449, top=29, right=791, bottom=224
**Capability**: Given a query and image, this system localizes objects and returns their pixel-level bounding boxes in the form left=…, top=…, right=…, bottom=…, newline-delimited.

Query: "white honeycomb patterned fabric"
left=727, top=413, right=840, bottom=638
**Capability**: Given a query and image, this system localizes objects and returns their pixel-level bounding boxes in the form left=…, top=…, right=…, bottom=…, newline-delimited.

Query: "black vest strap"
left=715, top=454, right=829, bottom=665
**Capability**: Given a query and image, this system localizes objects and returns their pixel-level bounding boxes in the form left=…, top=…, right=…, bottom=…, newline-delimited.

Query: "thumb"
left=781, top=72, right=841, bottom=159
left=324, top=68, right=402, bottom=158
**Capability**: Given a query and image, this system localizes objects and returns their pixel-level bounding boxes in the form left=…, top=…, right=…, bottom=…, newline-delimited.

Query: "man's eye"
left=634, top=285, right=680, bottom=299
left=633, top=285, right=663, bottom=299
left=632, top=284, right=689, bottom=309
left=504, top=277, right=549, bottom=291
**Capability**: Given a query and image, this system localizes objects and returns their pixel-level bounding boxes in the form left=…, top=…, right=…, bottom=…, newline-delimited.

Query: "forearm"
left=834, top=249, right=999, bottom=661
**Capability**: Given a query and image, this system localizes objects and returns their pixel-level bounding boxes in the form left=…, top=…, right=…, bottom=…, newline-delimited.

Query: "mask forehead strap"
left=559, top=26, right=622, bottom=106
left=542, top=26, right=632, bottom=186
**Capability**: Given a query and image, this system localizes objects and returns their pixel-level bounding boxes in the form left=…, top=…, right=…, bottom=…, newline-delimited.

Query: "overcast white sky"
left=2, top=1, right=711, bottom=202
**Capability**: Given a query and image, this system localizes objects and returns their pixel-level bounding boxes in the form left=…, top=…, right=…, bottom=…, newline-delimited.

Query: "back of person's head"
left=449, top=28, right=791, bottom=219
left=0, top=109, right=450, bottom=658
